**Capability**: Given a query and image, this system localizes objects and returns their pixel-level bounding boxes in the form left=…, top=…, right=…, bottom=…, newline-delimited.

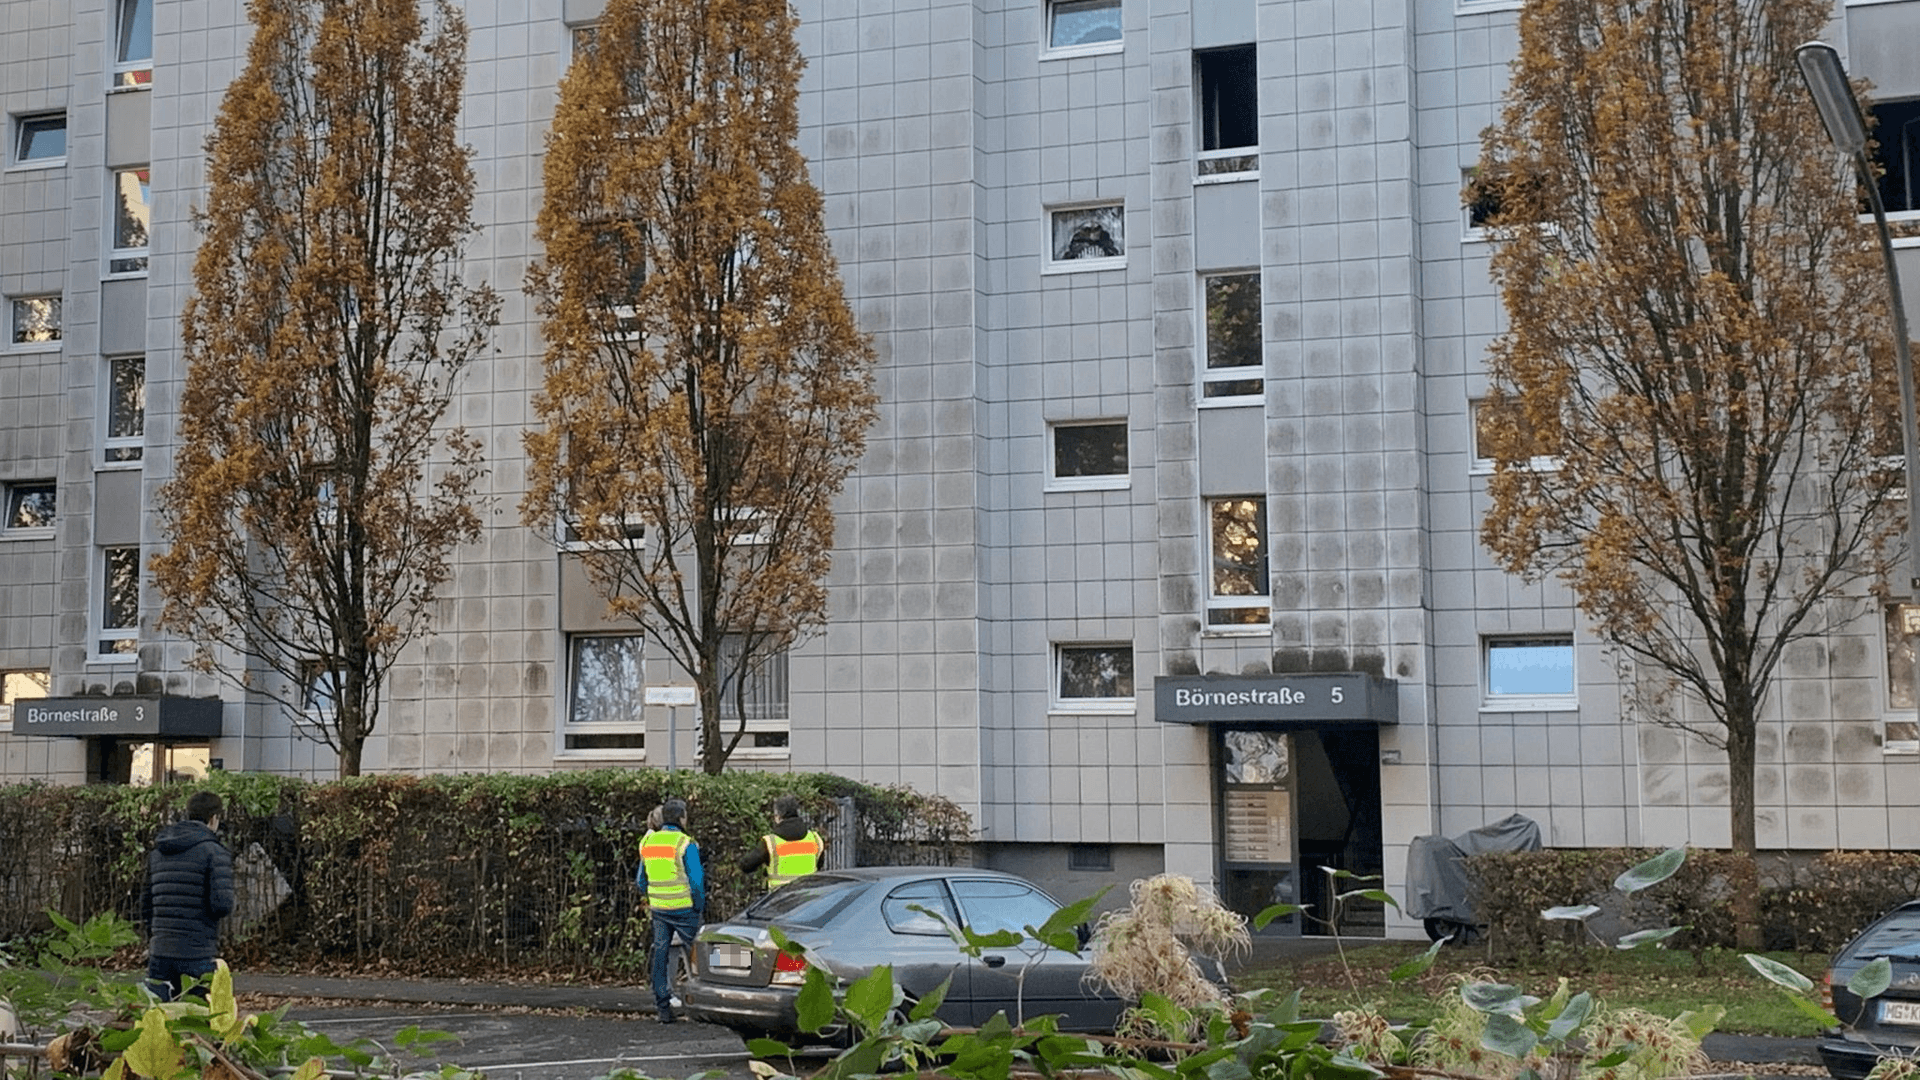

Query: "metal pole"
left=1797, top=41, right=1920, bottom=738
left=668, top=704, right=677, bottom=773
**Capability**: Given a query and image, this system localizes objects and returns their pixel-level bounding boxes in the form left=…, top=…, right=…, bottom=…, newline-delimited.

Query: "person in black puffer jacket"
left=140, top=790, right=234, bottom=1001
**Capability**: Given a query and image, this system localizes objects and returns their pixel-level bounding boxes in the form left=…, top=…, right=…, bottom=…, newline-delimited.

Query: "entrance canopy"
left=1153, top=672, right=1398, bottom=727
left=12, top=696, right=224, bottom=738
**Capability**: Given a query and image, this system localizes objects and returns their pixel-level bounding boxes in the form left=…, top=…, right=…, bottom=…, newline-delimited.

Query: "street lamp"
left=1797, top=41, right=1920, bottom=746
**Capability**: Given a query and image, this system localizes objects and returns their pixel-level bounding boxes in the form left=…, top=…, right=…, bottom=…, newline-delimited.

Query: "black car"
left=1820, top=899, right=1920, bottom=1080
left=681, top=867, right=1129, bottom=1041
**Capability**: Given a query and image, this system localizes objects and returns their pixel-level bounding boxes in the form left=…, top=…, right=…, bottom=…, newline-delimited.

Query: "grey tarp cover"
left=1404, top=813, right=1542, bottom=922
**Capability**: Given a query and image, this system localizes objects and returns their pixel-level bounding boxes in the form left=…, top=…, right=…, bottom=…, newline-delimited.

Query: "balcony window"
left=1196, top=45, right=1257, bottom=178
left=1047, top=0, right=1121, bottom=52
left=110, top=168, right=152, bottom=275
left=115, top=0, right=154, bottom=87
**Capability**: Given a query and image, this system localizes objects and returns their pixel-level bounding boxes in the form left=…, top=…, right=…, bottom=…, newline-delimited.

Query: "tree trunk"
left=1725, top=710, right=1761, bottom=947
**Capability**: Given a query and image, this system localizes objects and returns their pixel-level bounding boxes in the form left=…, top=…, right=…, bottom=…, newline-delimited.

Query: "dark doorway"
left=1294, top=727, right=1384, bottom=936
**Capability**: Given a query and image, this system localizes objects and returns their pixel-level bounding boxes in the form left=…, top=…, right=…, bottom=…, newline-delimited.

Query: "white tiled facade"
left=5, top=0, right=1920, bottom=932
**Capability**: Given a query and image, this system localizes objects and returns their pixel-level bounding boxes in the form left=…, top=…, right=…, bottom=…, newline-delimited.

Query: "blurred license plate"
left=1883, top=1001, right=1920, bottom=1026
left=710, top=944, right=754, bottom=971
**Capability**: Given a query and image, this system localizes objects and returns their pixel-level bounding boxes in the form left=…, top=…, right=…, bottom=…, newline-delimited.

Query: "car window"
left=882, top=879, right=959, bottom=936
left=1853, top=907, right=1920, bottom=958
left=950, top=879, right=1060, bottom=936
left=743, top=875, right=868, bottom=929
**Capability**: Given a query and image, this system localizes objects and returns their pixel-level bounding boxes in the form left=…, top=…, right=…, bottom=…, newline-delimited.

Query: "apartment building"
left=4, top=0, right=1917, bottom=935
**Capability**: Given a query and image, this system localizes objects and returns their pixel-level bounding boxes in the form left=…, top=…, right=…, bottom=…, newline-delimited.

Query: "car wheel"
left=1424, top=917, right=1467, bottom=944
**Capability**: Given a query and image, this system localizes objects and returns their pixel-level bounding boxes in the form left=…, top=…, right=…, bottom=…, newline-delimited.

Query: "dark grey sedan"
left=1822, top=900, right=1920, bottom=1080
left=681, top=867, right=1125, bottom=1040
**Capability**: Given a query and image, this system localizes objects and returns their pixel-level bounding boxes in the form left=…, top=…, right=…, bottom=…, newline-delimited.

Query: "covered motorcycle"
left=1404, top=813, right=1541, bottom=942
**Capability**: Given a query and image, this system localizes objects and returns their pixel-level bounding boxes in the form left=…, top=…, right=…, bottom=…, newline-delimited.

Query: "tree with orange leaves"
left=525, top=0, right=877, bottom=773
left=154, top=0, right=497, bottom=777
left=1478, top=0, right=1904, bottom=868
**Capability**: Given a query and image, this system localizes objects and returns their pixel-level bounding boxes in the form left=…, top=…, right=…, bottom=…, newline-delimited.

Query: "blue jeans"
left=650, top=909, right=701, bottom=1016
left=147, top=955, right=217, bottom=1002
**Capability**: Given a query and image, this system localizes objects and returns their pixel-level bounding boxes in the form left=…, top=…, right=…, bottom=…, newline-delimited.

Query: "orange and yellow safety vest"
left=763, top=830, right=822, bottom=889
left=641, top=828, right=694, bottom=911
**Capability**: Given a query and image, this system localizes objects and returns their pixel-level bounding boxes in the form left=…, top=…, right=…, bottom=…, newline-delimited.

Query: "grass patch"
left=1238, top=941, right=1831, bottom=1037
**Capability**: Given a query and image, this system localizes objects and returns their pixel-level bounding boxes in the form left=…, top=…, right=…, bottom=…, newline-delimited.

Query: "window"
left=950, top=879, right=1060, bottom=936
left=1068, top=843, right=1113, bottom=872
left=563, top=634, right=647, bottom=753
left=1207, top=496, right=1269, bottom=627
left=1483, top=637, right=1576, bottom=708
left=104, top=358, right=146, bottom=463
left=0, top=670, right=51, bottom=724
left=12, top=113, right=66, bottom=165
left=1463, top=165, right=1547, bottom=236
left=9, top=296, right=60, bottom=346
left=110, top=168, right=152, bottom=275
left=302, top=664, right=342, bottom=715
left=4, top=482, right=57, bottom=534
left=1201, top=273, right=1262, bottom=399
left=718, top=634, right=789, bottom=750
left=1047, top=204, right=1124, bottom=271
left=882, top=880, right=960, bottom=935
left=98, top=546, right=141, bottom=658
left=1869, top=99, right=1920, bottom=215
left=1196, top=46, right=1257, bottom=178
left=1048, top=421, right=1128, bottom=490
left=114, top=0, right=154, bottom=88
left=558, top=514, right=647, bottom=551
left=1046, top=0, right=1121, bottom=52
left=1054, top=643, right=1134, bottom=708
left=1470, top=396, right=1561, bottom=471
left=570, top=24, right=600, bottom=58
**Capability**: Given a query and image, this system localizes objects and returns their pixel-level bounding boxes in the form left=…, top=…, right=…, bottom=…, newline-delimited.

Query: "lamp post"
left=1796, top=41, right=1920, bottom=743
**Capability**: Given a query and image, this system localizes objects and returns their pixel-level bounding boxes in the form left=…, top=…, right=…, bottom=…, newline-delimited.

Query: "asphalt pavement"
left=227, top=938, right=1823, bottom=1079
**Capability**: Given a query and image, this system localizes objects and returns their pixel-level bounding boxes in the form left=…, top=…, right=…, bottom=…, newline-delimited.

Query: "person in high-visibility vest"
left=737, top=794, right=824, bottom=890
left=637, top=798, right=703, bottom=1023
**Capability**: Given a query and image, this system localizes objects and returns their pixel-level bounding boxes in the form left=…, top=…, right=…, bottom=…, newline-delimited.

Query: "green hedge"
left=1464, top=847, right=1758, bottom=958
left=1761, top=851, right=1920, bottom=954
left=0, top=769, right=972, bottom=974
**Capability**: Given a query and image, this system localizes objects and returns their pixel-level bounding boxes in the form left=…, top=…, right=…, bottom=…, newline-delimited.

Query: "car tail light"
left=1823, top=970, right=1834, bottom=1014
left=771, top=949, right=808, bottom=986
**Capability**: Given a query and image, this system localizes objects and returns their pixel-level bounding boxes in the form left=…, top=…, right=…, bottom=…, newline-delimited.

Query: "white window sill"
left=0, top=529, right=56, bottom=542
left=97, top=458, right=144, bottom=471
left=1455, top=0, right=1522, bottom=11
left=5, top=159, right=67, bottom=173
left=1470, top=457, right=1563, bottom=476
left=554, top=748, right=649, bottom=762
left=1195, top=171, right=1258, bottom=186
left=108, top=80, right=152, bottom=94
left=1046, top=476, right=1129, bottom=493
left=1043, top=257, right=1126, bottom=275
left=89, top=653, right=140, bottom=666
left=6, top=342, right=64, bottom=354
left=1041, top=41, right=1123, bottom=61
left=1049, top=702, right=1136, bottom=716
left=1203, top=624, right=1271, bottom=638
left=1479, top=697, right=1578, bottom=713
left=729, top=746, right=793, bottom=761
left=101, top=268, right=150, bottom=283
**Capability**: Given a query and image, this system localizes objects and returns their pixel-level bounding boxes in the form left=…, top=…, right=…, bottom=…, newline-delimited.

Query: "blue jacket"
left=140, top=820, right=234, bottom=960
left=635, top=825, right=704, bottom=915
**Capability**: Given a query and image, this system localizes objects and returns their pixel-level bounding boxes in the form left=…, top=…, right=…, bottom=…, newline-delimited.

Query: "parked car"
left=682, top=866, right=1186, bottom=1042
left=1820, top=899, right=1920, bottom=1080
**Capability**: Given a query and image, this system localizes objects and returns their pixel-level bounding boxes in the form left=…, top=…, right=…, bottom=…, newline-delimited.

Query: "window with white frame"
left=1195, top=45, right=1257, bottom=178
left=4, top=482, right=56, bottom=534
left=302, top=663, right=342, bottom=716
left=1053, top=643, right=1134, bottom=709
left=563, top=633, right=647, bottom=753
left=110, top=168, right=152, bottom=275
left=0, top=669, right=51, bottom=725
left=1207, top=496, right=1269, bottom=627
left=114, top=0, right=154, bottom=88
left=717, top=633, right=789, bottom=750
left=1201, top=272, right=1262, bottom=400
left=1046, top=0, right=1121, bottom=52
left=570, top=23, right=600, bottom=59
left=558, top=513, right=647, bottom=551
left=9, top=296, right=60, bottom=347
left=1470, top=396, right=1561, bottom=471
left=104, top=357, right=146, bottom=463
left=1483, top=636, right=1576, bottom=709
left=1048, top=421, right=1129, bottom=490
left=1047, top=204, right=1124, bottom=271
left=1885, top=604, right=1920, bottom=753
left=97, top=545, right=141, bottom=658
left=12, top=113, right=66, bottom=165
